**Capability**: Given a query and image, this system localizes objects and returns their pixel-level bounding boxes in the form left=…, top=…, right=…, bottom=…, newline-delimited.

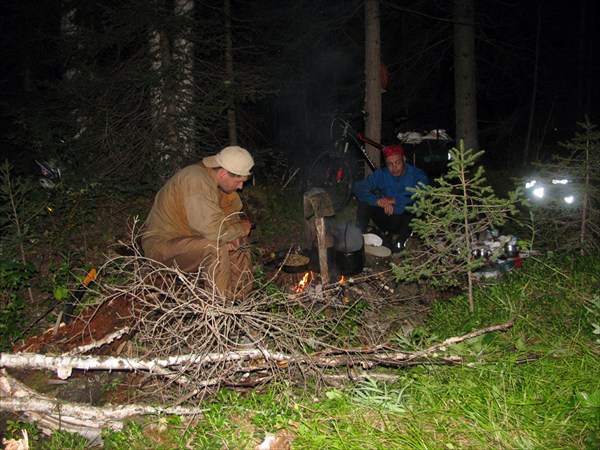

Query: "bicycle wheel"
left=305, top=151, right=354, bottom=212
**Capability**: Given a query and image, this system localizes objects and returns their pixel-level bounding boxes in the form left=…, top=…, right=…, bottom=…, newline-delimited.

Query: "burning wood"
left=292, top=271, right=314, bottom=293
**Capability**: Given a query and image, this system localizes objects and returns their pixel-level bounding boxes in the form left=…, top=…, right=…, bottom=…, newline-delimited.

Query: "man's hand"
left=227, top=220, right=253, bottom=251
left=376, top=197, right=395, bottom=216
left=227, top=236, right=244, bottom=251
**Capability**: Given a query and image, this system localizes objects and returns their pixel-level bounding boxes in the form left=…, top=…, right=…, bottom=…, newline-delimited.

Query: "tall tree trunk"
left=224, top=0, right=238, bottom=145
left=364, top=0, right=382, bottom=172
left=173, top=0, right=195, bottom=156
left=148, top=24, right=173, bottom=169
left=453, top=0, right=479, bottom=152
left=522, top=2, right=541, bottom=165
left=577, top=0, right=592, bottom=119
left=147, top=0, right=195, bottom=172
left=61, top=7, right=87, bottom=142
left=60, top=8, right=77, bottom=82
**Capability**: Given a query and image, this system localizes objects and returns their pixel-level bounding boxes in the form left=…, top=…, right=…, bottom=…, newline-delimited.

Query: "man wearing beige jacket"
left=142, top=146, right=254, bottom=302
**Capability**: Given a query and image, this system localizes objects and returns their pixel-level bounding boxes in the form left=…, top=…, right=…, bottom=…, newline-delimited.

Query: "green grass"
left=9, top=253, right=600, bottom=449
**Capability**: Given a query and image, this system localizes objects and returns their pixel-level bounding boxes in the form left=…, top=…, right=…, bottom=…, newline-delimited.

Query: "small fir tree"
left=391, top=141, right=523, bottom=312
left=0, top=161, right=42, bottom=265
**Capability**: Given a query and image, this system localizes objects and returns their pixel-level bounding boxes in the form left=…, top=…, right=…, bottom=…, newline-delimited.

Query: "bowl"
left=503, top=243, right=521, bottom=258
left=471, top=248, right=491, bottom=259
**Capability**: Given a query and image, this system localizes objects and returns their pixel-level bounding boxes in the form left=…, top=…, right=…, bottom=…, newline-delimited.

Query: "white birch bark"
left=0, top=348, right=292, bottom=380
left=173, top=0, right=195, bottom=155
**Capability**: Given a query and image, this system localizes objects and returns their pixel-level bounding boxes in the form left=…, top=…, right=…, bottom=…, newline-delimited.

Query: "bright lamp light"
left=525, top=180, right=537, bottom=189
left=533, top=187, right=544, bottom=198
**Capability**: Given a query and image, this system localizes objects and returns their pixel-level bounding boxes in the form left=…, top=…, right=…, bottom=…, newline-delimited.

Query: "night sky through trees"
left=0, top=0, right=598, bottom=174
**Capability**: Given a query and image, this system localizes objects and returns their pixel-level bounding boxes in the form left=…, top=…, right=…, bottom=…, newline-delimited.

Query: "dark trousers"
left=356, top=201, right=413, bottom=245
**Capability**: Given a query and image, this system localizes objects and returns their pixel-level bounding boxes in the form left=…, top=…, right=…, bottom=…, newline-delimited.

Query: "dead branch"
left=0, top=315, right=514, bottom=443
left=65, top=327, right=131, bottom=356
left=11, top=221, right=515, bottom=405
left=281, top=167, right=300, bottom=190
left=0, top=348, right=460, bottom=376
left=408, top=318, right=515, bottom=360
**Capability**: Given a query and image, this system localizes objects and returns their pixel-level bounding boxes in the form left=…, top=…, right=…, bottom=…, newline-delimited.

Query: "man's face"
left=217, top=169, right=248, bottom=193
left=385, top=154, right=406, bottom=177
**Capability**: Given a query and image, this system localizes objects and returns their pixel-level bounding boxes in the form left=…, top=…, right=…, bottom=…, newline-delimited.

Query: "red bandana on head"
left=382, top=145, right=404, bottom=159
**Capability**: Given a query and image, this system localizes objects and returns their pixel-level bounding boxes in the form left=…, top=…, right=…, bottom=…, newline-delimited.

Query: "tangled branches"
left=97, top=233, right=363, bottom=402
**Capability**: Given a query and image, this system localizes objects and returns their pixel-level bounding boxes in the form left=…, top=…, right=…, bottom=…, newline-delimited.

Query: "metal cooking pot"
left=333, top=222, right=365, bottom=276
left=334, top=246, right=365, bottom=276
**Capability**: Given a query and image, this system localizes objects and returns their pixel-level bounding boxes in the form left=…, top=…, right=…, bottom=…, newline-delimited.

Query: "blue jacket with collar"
left=352, top=164, right=429, bottom=214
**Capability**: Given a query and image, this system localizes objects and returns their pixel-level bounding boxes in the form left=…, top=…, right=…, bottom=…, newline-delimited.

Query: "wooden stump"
left=303, top=188, right=335, bottom=283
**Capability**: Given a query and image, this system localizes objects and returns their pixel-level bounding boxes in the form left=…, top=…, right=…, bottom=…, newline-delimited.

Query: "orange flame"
left=338, top=275, right=346, bottom=283
left=293, top=271, right=313, bottom=293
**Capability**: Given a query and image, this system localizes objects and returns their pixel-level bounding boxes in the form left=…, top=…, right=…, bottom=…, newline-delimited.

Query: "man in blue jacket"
left=353, top=144, right=429, bottom=252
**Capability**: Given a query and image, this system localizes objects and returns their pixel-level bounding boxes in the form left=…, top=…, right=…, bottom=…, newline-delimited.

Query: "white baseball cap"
left=203, top=146, right=254, bottom=176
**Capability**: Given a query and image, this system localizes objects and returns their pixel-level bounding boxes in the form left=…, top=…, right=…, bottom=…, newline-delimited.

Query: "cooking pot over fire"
left=334, top=223, right=365, bottom=276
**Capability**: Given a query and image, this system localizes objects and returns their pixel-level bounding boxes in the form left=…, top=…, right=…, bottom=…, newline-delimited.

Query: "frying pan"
left=281, top=251, right=311, bottom=273
left=264, top=248, right=311, bottom=273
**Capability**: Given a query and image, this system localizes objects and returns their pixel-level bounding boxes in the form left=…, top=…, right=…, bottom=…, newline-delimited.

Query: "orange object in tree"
left=381, top=61, right=389, bottom=90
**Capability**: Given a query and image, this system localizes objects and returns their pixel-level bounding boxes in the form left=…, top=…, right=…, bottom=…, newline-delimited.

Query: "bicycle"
left=305, top=112, right=383, bottom=212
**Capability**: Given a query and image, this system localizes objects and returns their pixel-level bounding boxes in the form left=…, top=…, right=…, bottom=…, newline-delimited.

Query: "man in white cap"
left=142, top=146, right=255, bottom=301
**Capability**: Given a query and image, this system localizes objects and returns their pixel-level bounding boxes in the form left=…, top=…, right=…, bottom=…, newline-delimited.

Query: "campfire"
left=291, top=271, right=346, bottom=294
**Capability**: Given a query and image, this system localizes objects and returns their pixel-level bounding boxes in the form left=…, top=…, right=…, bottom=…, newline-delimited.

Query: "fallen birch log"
left=0, top=348, right=292, bottom=380
left=0, top=320, right=515, bottom=380
left=0, top=348, right=458, bottom=380
left=0, top=369, right=207, bottom=444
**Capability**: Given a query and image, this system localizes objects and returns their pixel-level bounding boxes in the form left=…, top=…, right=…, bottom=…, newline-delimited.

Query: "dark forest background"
left=0, top=0, right=598, bottom=188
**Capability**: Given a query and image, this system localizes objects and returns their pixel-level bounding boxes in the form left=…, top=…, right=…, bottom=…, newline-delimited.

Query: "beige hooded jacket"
left=142, top=162, right=245, bottom=257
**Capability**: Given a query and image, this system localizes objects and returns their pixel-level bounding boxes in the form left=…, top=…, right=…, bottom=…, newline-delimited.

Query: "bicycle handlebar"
left=332, top=111, right=384, bottom=153
left=335, top=110, right=367, bottom=122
